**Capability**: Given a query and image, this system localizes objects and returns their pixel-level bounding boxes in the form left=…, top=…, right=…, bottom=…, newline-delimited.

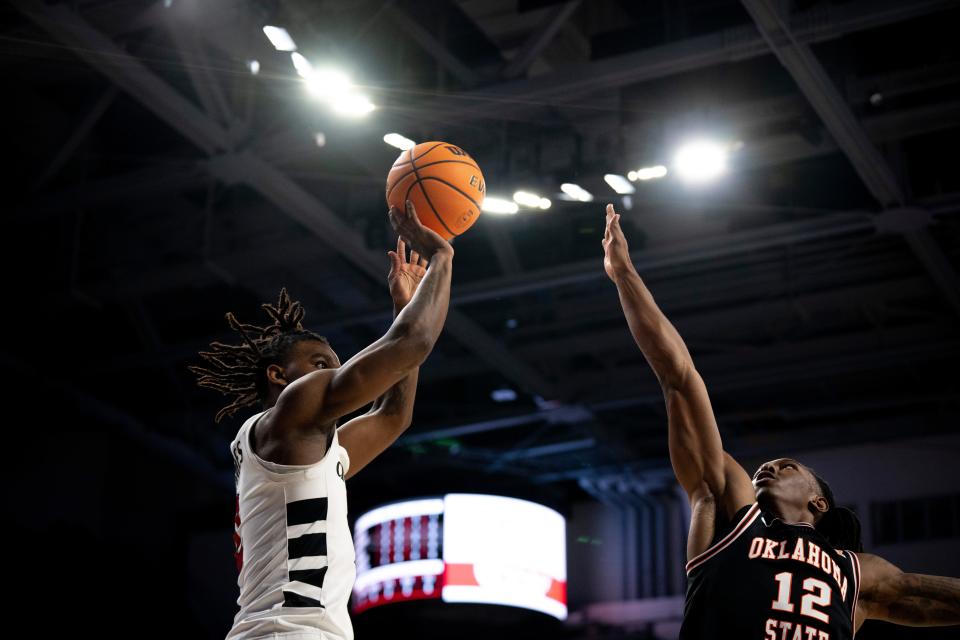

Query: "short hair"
left=190, top=288, right=326, bottom=423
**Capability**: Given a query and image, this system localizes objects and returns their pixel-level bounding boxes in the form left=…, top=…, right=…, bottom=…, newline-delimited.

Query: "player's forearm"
left=612, top=268, right=693, bottom=388
left=883, top=574, right=960, bottom=626
left=388, top=253, right=452, bottom=360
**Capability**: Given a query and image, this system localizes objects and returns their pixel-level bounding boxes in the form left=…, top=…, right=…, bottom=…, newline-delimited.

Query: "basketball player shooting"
left=602, top=204, right=959, bottom=639
left=191, top=202, right=453, bottom=640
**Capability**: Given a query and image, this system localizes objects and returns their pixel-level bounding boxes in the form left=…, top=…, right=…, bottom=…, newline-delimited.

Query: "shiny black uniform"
left=680, top=503, right=861, bottom=640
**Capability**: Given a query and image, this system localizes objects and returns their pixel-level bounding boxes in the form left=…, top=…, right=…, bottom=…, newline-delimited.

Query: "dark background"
left=2, top=1, right=959, bottom=638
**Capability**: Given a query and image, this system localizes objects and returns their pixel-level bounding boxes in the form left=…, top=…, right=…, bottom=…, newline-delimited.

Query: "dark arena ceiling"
left=2, top=0, right=959, bottom=637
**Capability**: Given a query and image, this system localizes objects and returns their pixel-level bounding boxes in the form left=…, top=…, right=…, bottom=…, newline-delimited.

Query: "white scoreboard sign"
left=353, top=494, right=567, bottom=620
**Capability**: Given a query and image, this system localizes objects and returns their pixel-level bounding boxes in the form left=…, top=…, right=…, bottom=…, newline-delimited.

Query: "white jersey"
left=226, top=410, right=356, bottom=640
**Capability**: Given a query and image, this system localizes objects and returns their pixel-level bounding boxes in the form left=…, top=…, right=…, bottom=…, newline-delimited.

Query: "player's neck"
left=764, top=499, right=815, bottom=526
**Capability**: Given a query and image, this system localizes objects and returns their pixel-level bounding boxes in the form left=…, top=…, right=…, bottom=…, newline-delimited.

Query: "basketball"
left=385, top=141, right=485, bottom=240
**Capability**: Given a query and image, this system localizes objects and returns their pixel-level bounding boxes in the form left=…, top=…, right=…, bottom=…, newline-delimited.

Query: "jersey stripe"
left=282, top=590, right=324, bottom=608
left=290, top=566, right=329, bottom=590
left=287, top=497, right=328, bottom=526
left=846, top=550, right=862, bottom=635
left=288, top=532, right=327, bottom=559
left=686, top=503, right=761, bottom=574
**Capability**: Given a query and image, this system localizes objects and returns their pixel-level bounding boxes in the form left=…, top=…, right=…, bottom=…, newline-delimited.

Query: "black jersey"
left=680, top=503, right=861, bottom=640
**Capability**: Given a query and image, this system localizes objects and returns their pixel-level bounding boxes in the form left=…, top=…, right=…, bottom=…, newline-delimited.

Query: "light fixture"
left=290, top=52, right=313, bottom=78
left=384, top=133, right=416, bottom=151
left=263, top=25, right=296, bottom=52
left=482, top=197, right=519, bottom=214
left=304, top=68, right=353, bottom=99
left=512, top=191, right=541, bottom=208
left=635, top=165, right=668, bottom=181
left=674, top=141, right=727, bottom=183
left=330, top=93, right=375, bottom=117
left=604, top=173, right=635, bottom=194
left=560, top=183, right=593, bottom=202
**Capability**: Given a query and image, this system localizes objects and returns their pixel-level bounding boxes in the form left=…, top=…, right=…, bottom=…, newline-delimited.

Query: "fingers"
left=388, top=206, right=403, bottom=234
left=605, top=204, right=622, bottom=231
left=406, top=199, right=419, bottom=224
left=419, top=255, right=428, bottom=268
left=387, top=250, right=401, bottom=272
left=410, top=249, right=420, bottom=265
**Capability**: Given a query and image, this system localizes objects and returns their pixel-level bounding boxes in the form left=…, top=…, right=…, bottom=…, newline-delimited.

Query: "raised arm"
left=271, top=203, right=452, bottom=437
left=856, top=553, right=960, bottom=630
left=602, top=205, right=754, bottom=535
left=337, top=237, right=426, bottom=479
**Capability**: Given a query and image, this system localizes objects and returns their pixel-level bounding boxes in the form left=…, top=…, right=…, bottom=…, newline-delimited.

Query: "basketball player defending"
left=192, top=203, right=453, bottom=640
left=602, top=204, right=958, bottom=639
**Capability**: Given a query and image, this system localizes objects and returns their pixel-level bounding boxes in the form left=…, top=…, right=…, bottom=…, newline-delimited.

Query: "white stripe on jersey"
left=287, top=520, right=328, bottom=539
left=288, top=555, right=330, bottom=572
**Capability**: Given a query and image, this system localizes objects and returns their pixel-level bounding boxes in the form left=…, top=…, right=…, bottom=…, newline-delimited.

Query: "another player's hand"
left=388, top=201, right=454, bottom=261
left=387, top=236, right=428, bottom=311
left=602, top=204, right=634, bottom=281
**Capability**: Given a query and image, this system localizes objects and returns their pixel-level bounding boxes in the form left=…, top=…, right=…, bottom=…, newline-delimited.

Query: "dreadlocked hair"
left=810, top=470, right=864, bottom=552
left=189, top=288, right=328, bottom=423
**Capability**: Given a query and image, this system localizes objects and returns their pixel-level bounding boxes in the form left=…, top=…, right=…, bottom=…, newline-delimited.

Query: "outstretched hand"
left=602, top=203, right=633, bottom=281
left=388, top=200, right=454, bottom=261
left=387, top=236, right=428, bottom=310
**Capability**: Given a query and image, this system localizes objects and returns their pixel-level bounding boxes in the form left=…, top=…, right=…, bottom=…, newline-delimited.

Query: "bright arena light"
left=635, top=165, right=668, bottom=181
left=512, top=191, right=541, bottom=208
left=673, top=141, right=727, bottom=183
left=247, top=59, right=260, bottom=75
left=482, top=197, right=519, bottom=214
left=304, top=68, right=353, bottom=99
left=560, top=183, right=594, bottom=202
left=263, top=25, right=296, bottom=52
left=290, top=52, right=313, bottom=78
left=539, top=197, right=551, bottom=210
left=384, top=133, right=416, bottom=150
left=331, top=93, right=376, bottom=117
left=604, top=174, right=635, bottom=194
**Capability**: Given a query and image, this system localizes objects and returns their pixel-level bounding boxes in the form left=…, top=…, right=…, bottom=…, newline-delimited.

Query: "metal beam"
left=12, top=1, right=230, bottom=155
left=417, top=0, right=953, bottom=121
left=741, top=0, right=960, bottom=319
left=737, top=99, right=960, bottom=171
left=564, top=322, right=959, bottom=399
left=385, top=3, right=481, bottom=87
left=56, top=205, right=887, bottom=326
left=453, top=214, right=876, bottom=305
left=164, top=13, right=233, bottom=126
left=903, top=230, right=960, bottom=318
left=19, top=163, right=207, bottom=221
left=19, top=2, right=555, bottom=400
left=33, top=85, right=118, bottom=190
left=79, top=260, right=930, bottom=381
left=400, top=323, right=959, bottom=447
left=501, top=1, right=581, bottom=79
left=740, top=0, right=904, bottom=207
